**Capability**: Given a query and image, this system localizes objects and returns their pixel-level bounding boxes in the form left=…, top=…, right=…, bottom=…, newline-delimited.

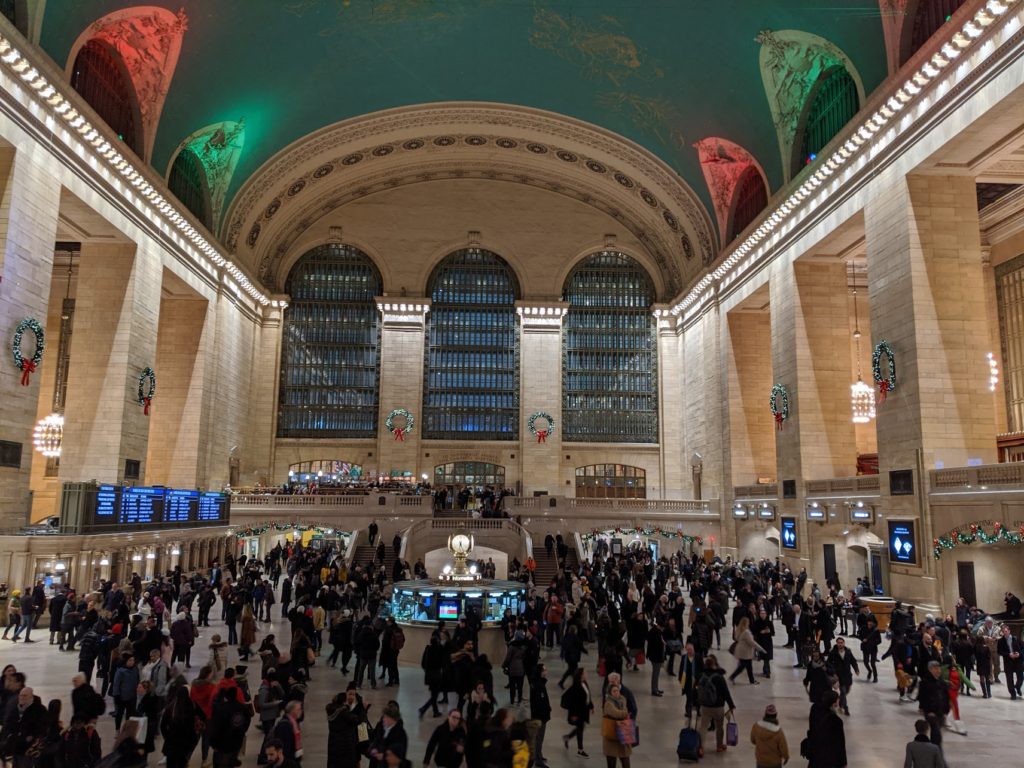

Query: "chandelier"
left=33, top=412, right=64, bottom=457
left=849, top=264, right=875, bottom=424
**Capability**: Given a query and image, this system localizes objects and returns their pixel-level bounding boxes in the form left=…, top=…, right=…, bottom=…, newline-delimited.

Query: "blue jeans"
left=12, top=612, right=32, bottom=640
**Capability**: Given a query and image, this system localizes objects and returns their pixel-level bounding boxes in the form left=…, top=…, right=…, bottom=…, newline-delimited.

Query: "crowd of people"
left=1, top=528, right=1022, bottom=768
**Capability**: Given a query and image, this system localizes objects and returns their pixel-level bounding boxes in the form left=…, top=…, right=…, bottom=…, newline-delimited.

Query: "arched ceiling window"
left=167, top=149, right=212, bottom=229
left=562, top=251, right=658, bottom=444
left=796, top=67, right=860, bottom=176
left=729, top=166, right=768, bottom=242
left=906, top=0, right=967, bottom=65
left=278, top=244, right=382, bottom=438
left=70, top=39, right=143, bottom=157
left=423, top=248, right=519, bottom=441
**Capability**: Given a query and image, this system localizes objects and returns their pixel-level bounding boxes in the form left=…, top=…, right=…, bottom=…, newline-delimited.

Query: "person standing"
left=209, top=687, right=250, bottom=768
left=646, top=620, right=666, bottom=696
left=111, top=655, right=139, bottom=730
left=997, top=624, right=1023, bottom=699
left=560, top=668, right=593, bottom=759
left=752, top=608, right=775, bottom=678
left=749, top=705, right=789, bottom=768
left=502, top=631, right=529, bottom=705
left=529, top=664, right=552, bottom=768
left=601, top=682, right=632, bottom=768
left=903, top=719, right=946, bottom=768
left=353, top=618, right=380, bottom=690
left=159, top=688, right=201, bottom=768
left=368, top=520, right=379, bottom=547
left=326, top=685, right=368, bottom=768
left=859, top=619, right=881, bottom=683
left=271, top=701, right=304, bottom=764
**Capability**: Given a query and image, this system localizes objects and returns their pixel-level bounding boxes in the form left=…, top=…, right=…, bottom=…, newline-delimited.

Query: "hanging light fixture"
left=33, top=412, right=64, bottom=457
left=849, top=263, right=876, bottom=424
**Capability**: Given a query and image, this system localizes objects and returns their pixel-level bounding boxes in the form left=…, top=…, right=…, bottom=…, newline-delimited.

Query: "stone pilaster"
left=247, top=298, right=288, bottom=487
left=375, top=299, right=430, bottom=479
left=517, top=302, right=568, bottom=495
left=59, top=242, right=161, bottom=484
left=0, top=147, right=61, bottom=528
left=655, top=307, right=685, bottom=497
left=725, top=309, right=775, bottom=486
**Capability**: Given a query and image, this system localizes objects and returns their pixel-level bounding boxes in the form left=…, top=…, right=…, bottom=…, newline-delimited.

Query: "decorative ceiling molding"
left=66, top=5, right=188, bottom=162
left=878, top=0, right=912, bottom=75
left=756, top=29, right=865, bottom=182
left=223, top=102, right=717, bottom=291
left=166, top=120, right=246, bottom=229
left=693, top=137, right=768, bottom=245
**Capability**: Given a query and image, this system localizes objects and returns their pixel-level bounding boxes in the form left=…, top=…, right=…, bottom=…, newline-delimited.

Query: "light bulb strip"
left=0, top=33, right=269, bottom=306
left=672, top=0, right=1021, bottom=318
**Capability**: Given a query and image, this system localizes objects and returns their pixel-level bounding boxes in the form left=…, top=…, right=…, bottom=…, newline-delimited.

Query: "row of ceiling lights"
left=673, top=0, right=1018, bottom=319
left=0, top=34, right=270, bottom=306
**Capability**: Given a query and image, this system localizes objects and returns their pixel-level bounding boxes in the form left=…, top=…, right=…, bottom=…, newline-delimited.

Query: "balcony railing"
left=805, top=475, right=880, bottom=496
left=931, top=463, right=1024, bottom=491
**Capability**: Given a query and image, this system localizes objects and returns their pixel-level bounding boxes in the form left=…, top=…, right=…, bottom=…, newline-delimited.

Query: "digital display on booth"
left=888, top=520, right=917, bottom=564
left=74, top=483, right=229, bottom=534
left=781, top=517, right=798, bottom=549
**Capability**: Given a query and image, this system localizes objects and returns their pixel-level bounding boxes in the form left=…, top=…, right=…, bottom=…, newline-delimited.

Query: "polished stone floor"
left=0, top=609, right=1014, bottom=766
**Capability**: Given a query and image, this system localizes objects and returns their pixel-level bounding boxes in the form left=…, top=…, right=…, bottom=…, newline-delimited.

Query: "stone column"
left=655, top=307, right=685, bottom=498
left=864, top=174, right=996, bottom=605
left=725, top=309, right=775, bottom=486
left=516, top=302, right=568, bottom=495
left=375, top=300, right=430, bottom=479
left=59, top=242, right=161, bottom=483
left=146, top=294, right=213, bottom=488
left=247, top=298, right=287, bottom=485
left=0, top=147, right=62, bottom=528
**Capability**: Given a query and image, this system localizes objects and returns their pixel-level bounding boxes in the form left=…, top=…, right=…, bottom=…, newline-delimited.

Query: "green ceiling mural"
left=38, top=0, right=888, bottom=230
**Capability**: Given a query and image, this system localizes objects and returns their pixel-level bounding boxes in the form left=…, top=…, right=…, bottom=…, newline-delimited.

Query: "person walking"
left=502, top=631, right=529, bottom=705
left=111, top=654, right=139, bottom=730
left=529, top=664, right=552, bottom=768
left=560, top=668, right=593, bottom=759
left=646, top=620, right=665, bottom=696
left=825, top=637, right=860, bottom=715
left=805, top=690, right=846, bottom=768
left=677, top=642, right=703, bottom=719
left=903, top=719, right=946, bottom=768
left=917, top=661, right=949, bottom=749
left=697, top=655, right=735, bottom=754
left=423, top=709, right=467, bottom=768
left=209, top=687, right=250, bottom=768
left=750, top=704, right=789, bottom=768
left=996, top=623, right=1023, bottom=699
left=601, top=682, right=632, bottom=768
left=159, top=688, right=202, bottom=768
left=557, top=625, right=586, bottom=689
left=419, top=635, right=448, bottom=719
left=728, top=617, right=765, bottom=685
left=859, top=619, right=881, bottom=683
left=752, top=608, right=775, bottom=678
left=353, top=619, right=380, bottom=690
left=326, top=684, right=369, bottom=768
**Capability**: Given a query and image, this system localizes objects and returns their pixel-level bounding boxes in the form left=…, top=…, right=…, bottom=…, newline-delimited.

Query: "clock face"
left=451, top=534, right=471, bottom=553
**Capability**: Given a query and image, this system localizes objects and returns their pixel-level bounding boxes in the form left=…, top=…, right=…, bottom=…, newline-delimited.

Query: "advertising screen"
left=781, top=517, right=798, bottom=550
left=887, top=520, right=917, bottom=564
left=438, top=600, right=460, bottom=620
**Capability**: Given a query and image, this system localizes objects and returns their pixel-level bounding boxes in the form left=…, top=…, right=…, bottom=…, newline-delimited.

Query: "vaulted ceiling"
left=38, top=0, right=889, bottom=248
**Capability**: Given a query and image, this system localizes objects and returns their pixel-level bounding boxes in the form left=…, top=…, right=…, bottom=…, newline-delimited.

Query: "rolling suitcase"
left=677, top=712, right=702, bottom=761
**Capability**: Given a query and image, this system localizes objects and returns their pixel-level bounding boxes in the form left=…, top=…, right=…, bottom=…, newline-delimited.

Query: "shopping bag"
left=615, top=717, right=636, bottom=746
left=726, top=717, right=738, bottom=747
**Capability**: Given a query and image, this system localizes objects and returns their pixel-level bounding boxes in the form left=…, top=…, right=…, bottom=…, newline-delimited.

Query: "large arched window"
left=576, top=464, right=647, bottom=499
left=906, top=0, right=966, bottom=65
left=423, top=248, right=519, bottom=440
left=70, top=40, right=143, bottom=157
left=278, top=244, right=382, bottom=437
left=562, top=251, right=658, bottom=443
left=167, top=149, right=212, bottom=229
left=796, top=67, right=859, bottom=175
left=729, top=166, right=768, bottom=241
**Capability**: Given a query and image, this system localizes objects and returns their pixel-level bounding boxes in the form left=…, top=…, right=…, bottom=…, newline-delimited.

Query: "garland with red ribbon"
left=11, top=318, right=45, bottom=386
left=769, top=384, right=789, bottom=431
left=385, top=408, right=415, bottom=441
left=528, top=411, right=555, bottom=443
left=138, top=367, right=156, bottom=415
left=872, top=340, right=896, bottom=404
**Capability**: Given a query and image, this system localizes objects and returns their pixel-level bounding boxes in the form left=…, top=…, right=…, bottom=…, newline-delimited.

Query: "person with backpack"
left=60, top=716, right=101, bottom=768
left=697, top=655, right=735, bottom=754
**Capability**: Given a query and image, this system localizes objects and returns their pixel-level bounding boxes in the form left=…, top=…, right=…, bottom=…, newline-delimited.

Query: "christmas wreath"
left=528, top=411, right=555, bottom=443
left=873, top=340, right=896, bottom=404
left=769, top=384, right=789, bottom=431
left=138, top=367, right=156, bottom=415
left=12, top=317, right=45, bottom=386
left=385, top=408, right=415, bottom=441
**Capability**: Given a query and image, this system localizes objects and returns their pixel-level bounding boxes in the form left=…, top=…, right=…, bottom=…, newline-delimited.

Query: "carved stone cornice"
left=222, top=103, right=717, bottom=294
left=516, top=301, right=569, bottom=332
left=376, top=298, right=430, bottom=330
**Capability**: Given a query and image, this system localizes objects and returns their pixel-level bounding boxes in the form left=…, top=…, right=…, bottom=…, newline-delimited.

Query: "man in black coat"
left=529, top=665, right=551, bottom=768
left=997, top=623, right=1023, bottom=699
left=7, top=687, right=47, bottom=768
left=271, top=701, right=304, bottom=762
left=806, top=690, right=846, bottom=768
left=825, top=637, right=860, bottom=714
left=70, top=674, right=105, bottom=723
left=917, top=661, right=949, bottom=748
left=366, top=703, right=407, bottom=768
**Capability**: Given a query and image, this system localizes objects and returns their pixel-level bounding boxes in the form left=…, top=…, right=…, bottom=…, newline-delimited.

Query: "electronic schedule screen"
left=70, top=483, right=230, bottom=534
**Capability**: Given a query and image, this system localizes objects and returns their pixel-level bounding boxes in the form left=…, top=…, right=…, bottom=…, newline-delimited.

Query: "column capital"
left=375, top=297, right=431, bottom=329
left=652, top=304, right=680, bottom=336
left=515, top=301, right=569, bottom=332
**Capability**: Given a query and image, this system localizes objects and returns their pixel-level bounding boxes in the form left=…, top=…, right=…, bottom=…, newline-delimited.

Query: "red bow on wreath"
left=878, top=379, right=891, bottom=404
left=19, top=359, right=35, bottom=386
left=393, top=427, right=405, bottom=442
left=775, top=412, right=784, bottom=431
left=143, top=397, right=152, bottom=416
left=536, top=430, right=547, bottom=443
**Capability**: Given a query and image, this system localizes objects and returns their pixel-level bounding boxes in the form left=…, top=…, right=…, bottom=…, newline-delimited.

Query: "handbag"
left=725, top=716, right=738, bottom=747
left=635, top=651, right=645, bottom=666
left=614, top=717, right=635, bottom=746
left=727, top=640, right=738, bottom=656
left=601, top=717, right=618, bottom=740
left=356, top=721, right=369, bottom=743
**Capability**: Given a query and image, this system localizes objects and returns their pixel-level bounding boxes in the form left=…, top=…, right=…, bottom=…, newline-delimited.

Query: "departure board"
left=70, top=483, right=230, bottom=533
